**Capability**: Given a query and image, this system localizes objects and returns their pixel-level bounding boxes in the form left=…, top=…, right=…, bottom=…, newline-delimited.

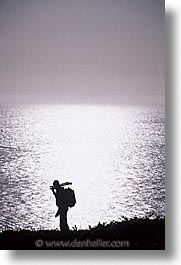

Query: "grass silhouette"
left=0, top=217, right=165, bottom=250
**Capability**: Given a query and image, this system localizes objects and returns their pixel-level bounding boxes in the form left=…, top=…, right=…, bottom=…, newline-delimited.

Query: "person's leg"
left=64, top=208, right=69, bottom=231
left=55, top=208, right=61, bottom=217
left=60, top=207, right=69, bottom=232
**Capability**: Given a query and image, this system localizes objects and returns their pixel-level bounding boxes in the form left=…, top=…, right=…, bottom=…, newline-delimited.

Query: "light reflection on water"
left=0, top=104, right=165, bottom=230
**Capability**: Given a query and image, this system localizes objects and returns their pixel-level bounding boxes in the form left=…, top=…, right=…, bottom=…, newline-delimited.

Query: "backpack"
left=64, top=188, right=76, bottom=208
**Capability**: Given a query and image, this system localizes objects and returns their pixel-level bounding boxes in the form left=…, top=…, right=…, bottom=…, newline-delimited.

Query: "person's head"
left=53, top=180, right=60, bottom=190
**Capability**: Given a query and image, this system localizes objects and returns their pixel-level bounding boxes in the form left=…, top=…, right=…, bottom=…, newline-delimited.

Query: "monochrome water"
left=0, top=104, right=165, bottom=230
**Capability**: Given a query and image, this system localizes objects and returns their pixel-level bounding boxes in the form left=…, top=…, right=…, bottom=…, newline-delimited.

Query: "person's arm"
left=50, top=186, right=56, bottom=196
left=60, top=182, right=72, bottom=187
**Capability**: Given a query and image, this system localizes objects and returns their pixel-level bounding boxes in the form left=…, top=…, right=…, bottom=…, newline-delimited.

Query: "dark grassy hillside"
left=0, top=217, right=165, bottom=250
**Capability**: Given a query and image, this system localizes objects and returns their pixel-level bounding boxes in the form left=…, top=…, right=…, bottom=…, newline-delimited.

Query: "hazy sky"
left=0, top=0, right=164, bottom=105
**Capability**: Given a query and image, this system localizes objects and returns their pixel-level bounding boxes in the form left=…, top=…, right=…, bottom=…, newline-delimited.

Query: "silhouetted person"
left=50, top=180, right=75, bottom=232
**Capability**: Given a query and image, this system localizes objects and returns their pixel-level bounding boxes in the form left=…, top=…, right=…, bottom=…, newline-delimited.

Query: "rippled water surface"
left=0, top=104, right=165, bottom=230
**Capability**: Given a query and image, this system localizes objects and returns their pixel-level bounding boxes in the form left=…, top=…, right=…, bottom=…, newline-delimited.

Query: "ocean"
left=0, top=104, right=165, bottom=230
